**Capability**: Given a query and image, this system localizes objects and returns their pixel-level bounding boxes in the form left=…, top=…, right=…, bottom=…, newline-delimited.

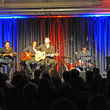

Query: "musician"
left=37, top=37, right=57, bottom=74
left=75, top=45, right=91, bottom=68
left=23, top=40, right=40, bottom=78
left=0, top=41, right=15, bottom=79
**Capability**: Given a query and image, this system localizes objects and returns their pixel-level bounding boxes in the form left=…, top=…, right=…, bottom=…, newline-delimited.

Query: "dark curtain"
left=87, top=17, right=110, bottom=73
left=0, top=16, right=110, bottom=74
left=17, top=18, right=89, bottom=72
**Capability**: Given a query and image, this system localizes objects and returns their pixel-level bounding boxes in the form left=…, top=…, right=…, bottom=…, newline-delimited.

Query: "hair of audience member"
left=38, top=77, right=53, bottom=97
left=23, top=82, right=39, bottom=101
left=86, top=71, right=94, bottom=82
left=19, top=70, right=27, bottom=76
left=70, top=69, right=80, bottom=80
left=0, top=87, right=6, bottom=109
left=51, top=98, right=77, bottom=110
left=50, top=70, right=60, bottom=79
left=12, top=71, right=20, bottom=77
left=63, top=71, right=70, bottom=82
left=105, top=80, right=110, bottom=94
left=11, top=73, right=28, bottom=89
left=93, top=67, right=100, bottom=74
left=87, top=94, right=110, bottom=110
left=0, top=73, right=8, bottom=86
left=42, top=72, right=50, bottom=80
left=34, top=70, right=41, bottom=78
left=107, top=69, right=110, bottom=80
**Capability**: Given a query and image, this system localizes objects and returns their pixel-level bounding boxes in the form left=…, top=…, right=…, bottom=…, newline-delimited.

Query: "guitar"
left=21, top=52, right=34, bottom=61
left=35, top=52, right=59, bottom=62
left=0, top=52, right=16, bottom=57
left=35, top=51, right=46, bottom=62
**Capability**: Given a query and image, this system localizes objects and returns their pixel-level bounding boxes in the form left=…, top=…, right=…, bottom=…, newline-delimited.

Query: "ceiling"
left=4, top=0, right=99, bottom=3
left=0, top=0, right=110, bottom=17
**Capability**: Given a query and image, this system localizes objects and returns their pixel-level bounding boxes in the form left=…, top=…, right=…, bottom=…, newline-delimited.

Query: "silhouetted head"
left=34, top=70, right=41, bottom=78
left=88, top=94, right=110, bottom=110
left=23, top=82, right=39, bottom=101
left=51, top=98, right=77, bottom=110
left=70, top=69, right=80, bottom=80
left=63, top=71, right=70, bottom=82
left=107, top=69, right=110, bottom=79
left=11, top=74, right=28, bottom=89
left=93, top=67, right=100, bottom=74
left=86, top=71, right=93, bottom=82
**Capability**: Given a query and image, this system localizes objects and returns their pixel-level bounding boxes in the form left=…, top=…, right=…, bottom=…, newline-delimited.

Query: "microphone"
left=87, top=36, right=88, bottom=41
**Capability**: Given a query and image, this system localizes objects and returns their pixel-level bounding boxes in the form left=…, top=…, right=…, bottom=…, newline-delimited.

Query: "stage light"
left=79, top=14, right=110, bottom=17
left=0, top=15, right=35, bottom=19
left=0, top=14, right=110, bottom=19
left=35, top=14, right=110, bottom=18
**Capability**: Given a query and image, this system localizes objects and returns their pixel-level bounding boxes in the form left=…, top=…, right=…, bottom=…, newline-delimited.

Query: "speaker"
left=106, top=56, right=110, bottom=71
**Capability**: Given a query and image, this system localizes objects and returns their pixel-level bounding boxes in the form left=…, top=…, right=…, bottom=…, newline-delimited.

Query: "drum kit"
left=62, top=56, right=92, bottom=71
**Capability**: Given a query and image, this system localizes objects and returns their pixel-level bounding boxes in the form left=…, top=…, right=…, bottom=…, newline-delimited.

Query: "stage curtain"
left=87, top=17, right=110, bottom=73
left=0, top=17, right=110, bottom=74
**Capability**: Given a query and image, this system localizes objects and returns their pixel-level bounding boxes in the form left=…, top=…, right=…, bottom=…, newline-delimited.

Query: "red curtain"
left=41, top=17, right=69, bottom=71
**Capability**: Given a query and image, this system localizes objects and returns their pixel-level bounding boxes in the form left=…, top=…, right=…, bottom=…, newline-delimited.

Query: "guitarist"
left=0, top=41, right=15, bottom=79
left=37, top=37, right=57, bottom=75
left=23, top=40, right=40, bottom=78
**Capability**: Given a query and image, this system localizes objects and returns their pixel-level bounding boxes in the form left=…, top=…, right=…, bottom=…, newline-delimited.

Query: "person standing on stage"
left=37, top=37, right=57, bottom=74
left=0, top=41, right=16, bottom=79
left=23, top=40, right=40, bottom=78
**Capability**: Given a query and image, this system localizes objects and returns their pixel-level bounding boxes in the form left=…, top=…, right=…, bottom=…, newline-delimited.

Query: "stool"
left=30, top=63, right=37, bottom=79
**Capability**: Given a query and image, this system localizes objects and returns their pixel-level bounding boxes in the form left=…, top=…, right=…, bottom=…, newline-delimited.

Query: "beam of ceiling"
left=0, top=1, right=109, bottom=16
left=0, top=1, right=101, bottom=8
left=0, top=8, right=109, bottom=16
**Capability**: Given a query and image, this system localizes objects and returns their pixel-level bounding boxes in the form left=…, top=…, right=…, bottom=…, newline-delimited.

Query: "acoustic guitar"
left=0, top=52, right=16, bottom=57
left=21, top=52, right=34, bottom=61
left=35, top=52, right=59, bottom=62
left=35, top=51, right=46, bottom=62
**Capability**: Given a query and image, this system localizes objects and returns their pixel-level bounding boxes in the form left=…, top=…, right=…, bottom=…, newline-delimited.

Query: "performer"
left=37, top=37, right=58, bottom=75
left=75, top=45, right=92, bottom=70
left=22, top=40, right=40, bottom=78
left=0, top=41, right=16, bottom=79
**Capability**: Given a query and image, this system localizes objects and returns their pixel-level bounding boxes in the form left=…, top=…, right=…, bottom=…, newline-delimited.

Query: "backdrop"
left=0, top=16, right=110, bottom=74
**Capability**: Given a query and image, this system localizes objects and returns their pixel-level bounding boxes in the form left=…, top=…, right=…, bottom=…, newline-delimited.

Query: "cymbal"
left=81, top=56, right=91, bottom=57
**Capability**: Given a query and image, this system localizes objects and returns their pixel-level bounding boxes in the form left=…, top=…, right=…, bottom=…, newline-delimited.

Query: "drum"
left=68, top=63, right=75, bottom=71
left=77, top=60, right=83, bottom=66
